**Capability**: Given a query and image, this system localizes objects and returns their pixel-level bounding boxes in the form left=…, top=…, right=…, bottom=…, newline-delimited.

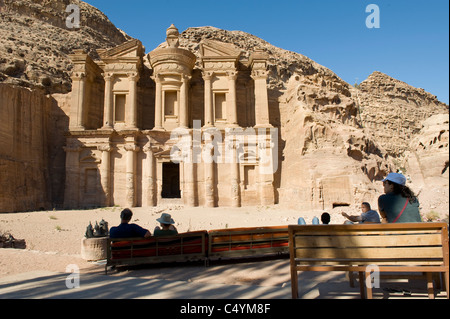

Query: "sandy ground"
left=0, top=204, right=351, bottom=279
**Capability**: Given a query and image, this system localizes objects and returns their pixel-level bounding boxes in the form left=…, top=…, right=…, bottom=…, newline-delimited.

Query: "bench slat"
left=295, top=258, right=444, bottom=266
left=294, top=246, right=444, bottom=260
left=294, top=233, right=443, bottom=248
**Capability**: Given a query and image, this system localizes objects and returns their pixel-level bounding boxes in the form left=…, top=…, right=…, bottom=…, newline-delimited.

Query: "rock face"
left=403, top=114, right=449, bottom=216
left=0, top=0, right=130, bottom=94
left=357, top=71, right=448, bottom=157
left=0, top=84, right=53, bottom=212
left=0, top=0, right=128, bottom=212
left=276, top=74, right=389, bottom=210
left=0, top=1, right=448, bottom=215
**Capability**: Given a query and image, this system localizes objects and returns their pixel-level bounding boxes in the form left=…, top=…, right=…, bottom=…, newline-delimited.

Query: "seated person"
left=154, top=213, right=178, bottom=236
left=342, top=202, right=381, bottom=224
left=321, top=212, right=331, bottom=224
left=378, top=172, right=421, bottom=223
left=109, top=208, right=151, bottom=238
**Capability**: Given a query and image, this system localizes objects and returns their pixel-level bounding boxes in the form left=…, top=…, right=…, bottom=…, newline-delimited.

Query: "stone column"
left=98, top=144, right=111, bottom=207
left=102, top=74, right=114, bottom=129
left=127, top=73, right=139, bottom=129
left=179, top=74, right=190, bottom=128
left=204, top=142, right=215, bottom=207
left=154, top=75, right=163, bottom=130
left=63, top=143, right=81, bottom=208
left=230, top=139, right=241, bottom=207
left=124, top=143, right=140, bottom=207
left=203, top=72, right=214, bottom=127
left=258, top=138, right=275, bottom=205
left=251, top=70, right=271, bottom=127
left=69, top=72, right=86, bottom=129
left=143, top=145, right=156, bottom=206
left=227, top=71, right=238, bottom=127
left=183, top=153, right=197, bottom=207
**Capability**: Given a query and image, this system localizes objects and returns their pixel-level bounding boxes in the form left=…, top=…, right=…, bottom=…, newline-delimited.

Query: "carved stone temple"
left=64, top=25, right=277, bottom=209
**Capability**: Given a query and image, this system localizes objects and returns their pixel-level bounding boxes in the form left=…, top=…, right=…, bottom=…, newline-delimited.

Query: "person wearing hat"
left=153, top=212, right=178, bottom=236
left=378, top=172, right=422, bottom=223
left=109, top=208, right=151, bottom=238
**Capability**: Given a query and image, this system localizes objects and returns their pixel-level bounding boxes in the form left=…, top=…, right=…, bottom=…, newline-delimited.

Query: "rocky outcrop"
left=276, top=74, right=389, bottom=210
left=0, top=0, right=130, bottom=94
left=356, top=71, right=448, bottom=157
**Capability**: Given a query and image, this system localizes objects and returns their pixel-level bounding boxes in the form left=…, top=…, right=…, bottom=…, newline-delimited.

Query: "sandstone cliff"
left=0, top=0, right=130, bottom=94
left=0, top=0, right=128, bottom=212
left=0, top=83, right=53, bottom=212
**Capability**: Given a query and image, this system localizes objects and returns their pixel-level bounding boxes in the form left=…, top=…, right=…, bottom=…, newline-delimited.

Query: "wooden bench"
left=208, top=226, right=289, bottom=261
left=106, top=231, right=208, bottom=274
left=288, top=223, right=449, bottom=299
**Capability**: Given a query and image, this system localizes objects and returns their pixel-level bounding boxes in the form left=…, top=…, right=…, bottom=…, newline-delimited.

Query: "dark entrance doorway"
left=162, top=162, right=181, bottom=198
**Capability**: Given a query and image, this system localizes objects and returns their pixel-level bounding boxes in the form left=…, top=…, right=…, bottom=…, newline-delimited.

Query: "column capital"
left=124, top=144, right=140, bottom=152
left=251, top=70, right=269, bottom=80
left=97, top=144, right=112, bottom=152
left=181, top=74, right=192, bottom=82
left=72, top=72, right=86, bottom=81
left=143, top=144, right=159, bottom=153
left=128, top=72, right=140, bottom=82
left=227, top=71, right=238, bottom=80
left=154, top=73, right=162, bottom=83
left=103, top=73, right=115, bottom=81
left=202, top=71, right=214, bottom=80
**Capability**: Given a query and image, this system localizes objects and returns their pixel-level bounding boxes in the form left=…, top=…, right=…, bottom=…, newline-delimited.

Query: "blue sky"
left=84, top=0, right=449, bottom=104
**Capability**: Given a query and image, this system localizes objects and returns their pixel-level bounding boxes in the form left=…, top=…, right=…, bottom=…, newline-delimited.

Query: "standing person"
left=378, top=172, right=422, bottom=223
left=109, top=208, right=151, bottom=238
left=342, top=202, right=381, bottom=224
left=154, top=213, right=178, bottom=236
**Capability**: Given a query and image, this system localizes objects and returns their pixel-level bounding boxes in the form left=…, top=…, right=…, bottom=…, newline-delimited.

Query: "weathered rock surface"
left=357, top=71, right=448, bottom=157
left=0, top=0, right=130, bottom=94
left=403, top=114, right=449, bottom=216
left=0, top=83, right=53, bottom=212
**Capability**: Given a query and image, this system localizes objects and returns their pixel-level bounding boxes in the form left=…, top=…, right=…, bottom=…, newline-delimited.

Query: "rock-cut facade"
left=64, top=25, right=277, bottom=209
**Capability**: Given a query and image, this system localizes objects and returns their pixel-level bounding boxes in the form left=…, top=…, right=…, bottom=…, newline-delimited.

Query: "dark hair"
left=120, top=208, right=133, bottom=221
left=321, top=212, right=331, bottom=224
left=386, top=181, right=417, bottom=203
left=362, top=202, right=371, bottom=209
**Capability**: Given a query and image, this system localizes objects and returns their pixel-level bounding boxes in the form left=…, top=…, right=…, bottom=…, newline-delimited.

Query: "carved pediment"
left=200, top=40, right=241, bottom=59
left=99, top=39, right=144, bottom=60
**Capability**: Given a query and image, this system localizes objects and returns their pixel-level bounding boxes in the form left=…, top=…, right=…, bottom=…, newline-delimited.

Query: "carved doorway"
left=162, top=162, right=181, bottom=198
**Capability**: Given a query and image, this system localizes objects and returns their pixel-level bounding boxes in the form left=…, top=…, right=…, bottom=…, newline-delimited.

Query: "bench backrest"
left=208, top=226, right=289, bottom=259
left=108, top=231, right=207, bottom=263
left=288, top=223, right=449, bottom=267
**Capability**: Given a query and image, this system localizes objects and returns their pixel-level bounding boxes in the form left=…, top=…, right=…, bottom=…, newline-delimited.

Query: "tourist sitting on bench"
left=342, top=202, right=381, bottom=224
left=109, top=208, right=152, bottom=238
left=154, top=213, right=178, bottom=236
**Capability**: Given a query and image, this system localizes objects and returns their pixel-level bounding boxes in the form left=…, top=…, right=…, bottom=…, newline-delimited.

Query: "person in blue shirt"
left=342, top=202, right=381, bottom=224
left=109, top=208, right=151, bottom=238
